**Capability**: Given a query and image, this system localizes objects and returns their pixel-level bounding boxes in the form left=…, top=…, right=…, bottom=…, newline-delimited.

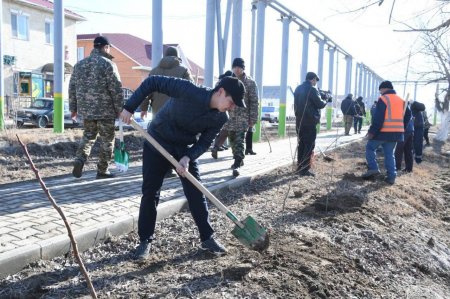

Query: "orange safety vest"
left=379, top=94, right=405, bottom=133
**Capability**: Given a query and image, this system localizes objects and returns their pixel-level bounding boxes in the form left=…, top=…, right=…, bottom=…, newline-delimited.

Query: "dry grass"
left=0, top=126, right=84, bottom=145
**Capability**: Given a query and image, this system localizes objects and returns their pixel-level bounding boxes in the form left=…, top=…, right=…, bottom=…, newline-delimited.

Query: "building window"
left=11, top=11, right=29, bottom=40
left=20, top=79, right=31, bottom=96
left=45, top=20, right=54, bottom=44
left=77, top=47, right=85, bottom=61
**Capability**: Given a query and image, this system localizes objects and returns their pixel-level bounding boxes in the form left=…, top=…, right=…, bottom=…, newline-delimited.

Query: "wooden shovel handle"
left=130, top=119, right=244, bottom=228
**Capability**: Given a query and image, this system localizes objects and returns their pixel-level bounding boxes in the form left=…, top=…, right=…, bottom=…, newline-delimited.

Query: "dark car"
left=15, top=98, right=81, bottom=128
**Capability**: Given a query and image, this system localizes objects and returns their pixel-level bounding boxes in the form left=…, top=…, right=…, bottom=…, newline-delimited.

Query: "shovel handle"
left=130, top=119, right=245, bottom=229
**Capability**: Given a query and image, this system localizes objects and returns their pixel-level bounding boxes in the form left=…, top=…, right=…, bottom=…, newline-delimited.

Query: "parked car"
left=15, top=98, right=81, bottom=129
left=261, top=106, right=279, bottom=123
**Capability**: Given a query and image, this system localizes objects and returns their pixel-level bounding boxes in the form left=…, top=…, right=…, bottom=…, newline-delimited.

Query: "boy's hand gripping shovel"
left=130, top=119, right=269, bottom=252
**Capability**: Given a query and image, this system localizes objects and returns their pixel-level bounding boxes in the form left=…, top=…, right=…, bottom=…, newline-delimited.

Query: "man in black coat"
left=294, top=72, right=330, bottom=177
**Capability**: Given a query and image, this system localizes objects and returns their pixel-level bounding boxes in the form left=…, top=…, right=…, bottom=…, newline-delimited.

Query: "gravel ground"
left=0, top=130, right=449, bottom=298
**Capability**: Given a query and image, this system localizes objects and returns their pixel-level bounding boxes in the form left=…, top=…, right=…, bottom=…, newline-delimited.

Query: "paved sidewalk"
left=0, top=128, right=365, bottom=278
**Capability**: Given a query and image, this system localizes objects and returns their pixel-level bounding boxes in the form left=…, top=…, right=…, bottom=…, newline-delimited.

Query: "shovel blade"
left=114, top=142, right=129, bottom=172
left=231, top=216, right=269, bottom=252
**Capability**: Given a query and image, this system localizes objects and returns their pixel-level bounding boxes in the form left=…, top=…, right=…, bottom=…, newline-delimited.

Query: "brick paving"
left=0, top=128, right=365, bottom=277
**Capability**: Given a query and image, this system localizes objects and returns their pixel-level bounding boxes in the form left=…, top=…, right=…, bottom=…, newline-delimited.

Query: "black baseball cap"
left=216, top=76, right=246, bottom=108
left=93, top=36, right=110, bottom=47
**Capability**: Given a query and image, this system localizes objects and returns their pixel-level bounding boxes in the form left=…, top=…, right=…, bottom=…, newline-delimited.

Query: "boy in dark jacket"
left=353, top=96, right=366, bottom=134
left=411, top=101, right=426, bottom=163
left=395, top=102, right=414, bottom=172
left=120, top=75, right=245, bottom=260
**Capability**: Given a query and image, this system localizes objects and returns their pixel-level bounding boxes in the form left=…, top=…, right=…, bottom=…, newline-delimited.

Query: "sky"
left=64, top=0, right=446, bottom=111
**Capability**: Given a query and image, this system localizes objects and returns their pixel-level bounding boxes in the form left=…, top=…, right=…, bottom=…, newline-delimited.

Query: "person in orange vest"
left=362, top=80, right=412, bottom=185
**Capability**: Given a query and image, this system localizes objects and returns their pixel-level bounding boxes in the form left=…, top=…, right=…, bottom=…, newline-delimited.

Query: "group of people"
left=69, top=36, right=431, bottom=261
left=340, top=93, right=366, bottom=135
left=293, top=73, right=431, bottom=184
left=69, top=36, right=257, bottom=259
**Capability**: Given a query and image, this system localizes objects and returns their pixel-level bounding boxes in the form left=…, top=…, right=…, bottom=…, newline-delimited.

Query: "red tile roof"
left=77, top=33, right=204, bottom=79
left=16, top=0, right=85, bottom=20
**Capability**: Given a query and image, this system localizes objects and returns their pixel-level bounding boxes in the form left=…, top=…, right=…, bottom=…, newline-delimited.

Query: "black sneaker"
left=96, top=171, right=116, bottom=179
left=200, top=238, right=227, bottom=256
left=211, top=148, right=218, bottom=159
left=72, top=159, right=84, bottom=178
left=134, top=240, right=152, bottom=260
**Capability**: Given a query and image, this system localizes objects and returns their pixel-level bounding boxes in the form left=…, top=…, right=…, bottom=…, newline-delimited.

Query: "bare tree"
left=349, top=0, right=450, bottom=31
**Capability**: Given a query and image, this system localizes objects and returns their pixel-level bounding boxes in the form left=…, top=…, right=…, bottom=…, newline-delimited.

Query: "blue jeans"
left=365, top=140, right=397, bottom=180
left=139, top=140, right=214, bottom=243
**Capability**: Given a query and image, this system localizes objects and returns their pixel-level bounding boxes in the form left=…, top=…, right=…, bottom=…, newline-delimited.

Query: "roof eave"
left=13, top=0, right=86, bottom=21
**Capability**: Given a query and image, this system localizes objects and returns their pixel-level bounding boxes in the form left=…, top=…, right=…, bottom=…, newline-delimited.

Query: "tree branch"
left=16, top=135, right=98, bottom=299
left=394, top=18, right=450, bottom=32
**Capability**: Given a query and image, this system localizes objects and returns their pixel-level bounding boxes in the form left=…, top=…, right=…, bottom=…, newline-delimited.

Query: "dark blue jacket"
left=411, top=101, right=425, bottom=128
left=123, top=75, right=228, bottom=161
left=368, top=89, right=411, bottom=142
left=341, top=96, right=357, bottom=116
left=404, top=103, right=414, bottom=135
left=294, top=80, right=327, bottom=127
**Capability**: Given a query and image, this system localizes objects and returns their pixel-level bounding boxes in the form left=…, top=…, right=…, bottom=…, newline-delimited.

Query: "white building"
left=2, top=0, right=84, bottom=112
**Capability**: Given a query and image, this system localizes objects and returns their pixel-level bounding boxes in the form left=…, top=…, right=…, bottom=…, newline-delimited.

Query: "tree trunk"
left=435, top=111, right=450, bottom=142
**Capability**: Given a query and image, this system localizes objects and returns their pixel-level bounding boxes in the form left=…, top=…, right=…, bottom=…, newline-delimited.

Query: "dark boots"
left=231, top=158, right=244, bottom=177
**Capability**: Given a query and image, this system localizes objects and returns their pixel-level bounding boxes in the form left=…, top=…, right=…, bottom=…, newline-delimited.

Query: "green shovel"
left=114, top=119, right=129, bottom=172
left=130, top=119, right=269, bottom=252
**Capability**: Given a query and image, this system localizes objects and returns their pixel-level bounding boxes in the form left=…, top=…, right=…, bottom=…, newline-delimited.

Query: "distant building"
left=76, top=33, right=205, bottom=91
left=2, top=0, right=85, bottom=112
left=261, top=86, right=295, bottom=122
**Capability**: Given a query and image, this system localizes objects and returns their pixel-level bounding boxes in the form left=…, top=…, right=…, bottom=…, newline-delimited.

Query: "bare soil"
left=0, top=127, right=144, bottom=184
left=0, top=129, right=450, bottom=298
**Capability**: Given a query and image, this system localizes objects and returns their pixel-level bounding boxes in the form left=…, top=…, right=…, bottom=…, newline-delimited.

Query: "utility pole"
left=53, top=0, right=64, bottom=133
left=0, top=0, right=4, bottom=130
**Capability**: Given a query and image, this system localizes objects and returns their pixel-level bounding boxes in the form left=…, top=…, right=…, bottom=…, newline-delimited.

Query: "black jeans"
left=245, top=128, right=253, bottom=151
left=353, top=117, right=363, bottom=133
left=139, top=140, right=214, bottom=243
left=297, top=125, right=317, bottom=172
left=413, top=126, right=424, bottom=162
left=423, top=128, right=430, bottom=145
left=395, top=132, right=414, bottom=172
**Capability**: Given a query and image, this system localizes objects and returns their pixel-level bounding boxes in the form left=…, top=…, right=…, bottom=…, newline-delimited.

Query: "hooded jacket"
left=140, top=56, right=193, bottom=114
left=411, top=101, right=426, bottom=128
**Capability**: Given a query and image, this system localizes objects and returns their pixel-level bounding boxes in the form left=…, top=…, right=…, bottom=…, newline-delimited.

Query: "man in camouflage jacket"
left=69, top=36, right=123, bottom=179
left=212, top=58, right=258, bottom=177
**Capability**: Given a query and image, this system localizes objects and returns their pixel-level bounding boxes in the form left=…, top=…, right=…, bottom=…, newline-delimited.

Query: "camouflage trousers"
left=228, top=130, right=246, bottom=160
left=76, top=119, right=115, bottom=173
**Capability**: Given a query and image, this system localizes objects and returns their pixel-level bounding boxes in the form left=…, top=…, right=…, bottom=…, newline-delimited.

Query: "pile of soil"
left=0, top=133, right=449, bottom=298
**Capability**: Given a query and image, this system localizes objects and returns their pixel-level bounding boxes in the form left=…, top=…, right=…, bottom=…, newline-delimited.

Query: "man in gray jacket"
left=140, top=46, right=193, bottom=117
